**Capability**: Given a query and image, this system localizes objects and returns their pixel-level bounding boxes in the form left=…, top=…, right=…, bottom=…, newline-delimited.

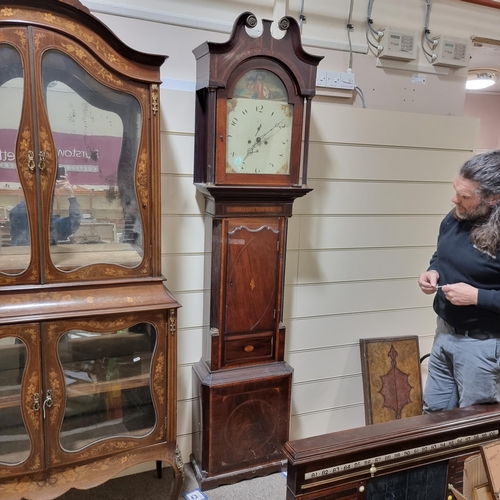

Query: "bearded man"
left=418, top=150, right=500, bottom=412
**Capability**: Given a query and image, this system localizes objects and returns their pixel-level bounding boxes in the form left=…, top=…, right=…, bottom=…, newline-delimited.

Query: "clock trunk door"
left=223, top=217, right=282, bottom=367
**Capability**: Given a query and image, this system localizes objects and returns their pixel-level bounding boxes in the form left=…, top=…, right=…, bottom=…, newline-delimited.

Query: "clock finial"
left=278, top=17, right=291, bottom=31
left=245, top=14, right=258, bottom=28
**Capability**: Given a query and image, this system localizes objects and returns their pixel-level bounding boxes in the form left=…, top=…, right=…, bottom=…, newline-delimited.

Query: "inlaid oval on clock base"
left=191, top=10, right=322, bottom=491
left=191, top=360, right=293, bottom=490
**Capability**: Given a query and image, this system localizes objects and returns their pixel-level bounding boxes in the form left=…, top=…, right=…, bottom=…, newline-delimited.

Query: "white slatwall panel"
left=281, top=102, right=477, bottom=438
left=291, top=376, right=364, bottom=415
left=309, top=145, right=472, bottom=182
left=309, top=105, right=479, bottom=149
left=286, top=308, right=436, bottom=351
left=290, top=406, right=366, bottom=441
left=292, top=215, right=443, bottom=250
left=80, top=0, right=499, bottom=474
left=297, top=181, right=454, bottom=215
left=159, top=74, right=478, bottom=453
left=296, top=247, right=434, bottom=284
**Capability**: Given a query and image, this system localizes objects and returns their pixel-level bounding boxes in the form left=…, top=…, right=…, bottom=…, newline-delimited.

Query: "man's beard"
left=453, top=200, right=492, bottom=221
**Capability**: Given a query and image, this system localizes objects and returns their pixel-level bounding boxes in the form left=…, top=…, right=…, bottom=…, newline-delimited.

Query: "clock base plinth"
left=191, top=359, right=292, bottom=491
left=190, top=453, right=286, bottom=491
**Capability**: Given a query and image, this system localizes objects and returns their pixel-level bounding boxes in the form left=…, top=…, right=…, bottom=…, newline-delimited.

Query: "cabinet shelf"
left=66, top=372, right=150, bottom=398
left=0, top=243, right=142, bottom=273
left=0, top=390, right=21, bottom=410
left=0, top=373, right=150, bottom=410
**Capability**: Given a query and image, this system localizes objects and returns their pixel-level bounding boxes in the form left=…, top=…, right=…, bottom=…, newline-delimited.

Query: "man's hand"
left=442, top=283, right=478, bottom=306
left=56, top=175, right=74, bottom=198
left=418, top=270, right=440, bottom=295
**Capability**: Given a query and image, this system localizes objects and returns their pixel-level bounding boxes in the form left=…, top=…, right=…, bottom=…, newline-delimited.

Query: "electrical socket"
left=316, top=70, right=355, bottom=90
left=316, top=70, right=327, bottom=87
left=326, top=71, right=341, bottom=88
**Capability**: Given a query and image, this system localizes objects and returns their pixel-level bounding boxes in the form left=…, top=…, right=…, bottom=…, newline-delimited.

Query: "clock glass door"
left=226, top=69, right=293, bottom=176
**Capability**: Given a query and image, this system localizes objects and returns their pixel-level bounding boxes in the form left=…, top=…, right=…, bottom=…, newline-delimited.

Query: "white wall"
left=81, top=0, right=498, bottom=469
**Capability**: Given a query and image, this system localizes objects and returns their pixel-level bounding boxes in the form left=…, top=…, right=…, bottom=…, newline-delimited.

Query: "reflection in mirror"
left=57, top=324, right=157, bottom=451
left=0, top=336, right=30, bottom=465
left=42, top=50, right=143, bottom=271
left=0, top=45, right=30, bottom=276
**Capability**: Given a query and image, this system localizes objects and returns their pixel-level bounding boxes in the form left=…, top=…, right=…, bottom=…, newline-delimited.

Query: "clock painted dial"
left=226, top=98, right=293, bottom=175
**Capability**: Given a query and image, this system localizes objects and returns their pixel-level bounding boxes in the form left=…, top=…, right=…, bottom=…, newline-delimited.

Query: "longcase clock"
left=191, top=12, right=322, bottom=490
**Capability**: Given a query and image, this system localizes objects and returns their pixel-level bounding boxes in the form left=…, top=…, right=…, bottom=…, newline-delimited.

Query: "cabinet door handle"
left=28, top=150, right=36, bottom=172
left=42, top=389, right=53, bottom=419
left=38, top=151, right=46, bottom=172
left=33, top=392, right=40, bottom=412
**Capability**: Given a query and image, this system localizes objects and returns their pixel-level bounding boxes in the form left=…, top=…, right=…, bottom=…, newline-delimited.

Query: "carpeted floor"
left=56, top=461, right=287, bottom=500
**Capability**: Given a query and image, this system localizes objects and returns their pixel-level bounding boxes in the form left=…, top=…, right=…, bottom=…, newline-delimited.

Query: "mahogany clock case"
left=191, top=11, right=322, bottom=490
left=193, top=11, right=323, bottom=188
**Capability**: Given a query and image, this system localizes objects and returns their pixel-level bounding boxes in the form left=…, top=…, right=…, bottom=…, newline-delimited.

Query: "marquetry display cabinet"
left=0, top=1, right=182, bottom=498
left=191, top=12, right=322, bottom=490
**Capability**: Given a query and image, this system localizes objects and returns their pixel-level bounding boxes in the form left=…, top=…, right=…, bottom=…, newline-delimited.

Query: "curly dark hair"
left=460, top=150, right=500, bottom=256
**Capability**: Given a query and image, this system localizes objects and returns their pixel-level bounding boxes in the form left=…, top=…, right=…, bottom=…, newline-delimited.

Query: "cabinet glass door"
left=0, top=336, right=29, bottom=465
left=58, top=324, right=156, bottom=450
left=41, top=50, right=144, bottom=271
left=44, top=316, right=167, bottom=467
left=0, top=325, right=43, bottom=474
left=0, top=43, right=31, bottom=276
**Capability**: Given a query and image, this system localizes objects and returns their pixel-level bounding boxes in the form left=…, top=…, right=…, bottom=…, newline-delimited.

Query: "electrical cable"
left=366, top=0, right=381, bottom=37
left=299, top=0, right=306, bottom=32
left=424, top=0, right=437, bottom=46
left=355, top=86, right=366, bottom=108
left=422, top=0, right=438, bottom=62
left=347, top=0, right=367, bottom=108
left=365, top=0, right=383, bottom=56
left=366, top=23, right=382, bottom=51
left=347, top=0, right=354, bottom=71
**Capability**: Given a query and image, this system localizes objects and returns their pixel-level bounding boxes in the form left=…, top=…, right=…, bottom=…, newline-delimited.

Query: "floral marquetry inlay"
left=0, top=452, right=139, bottom=496
left=33, top=31, right=45, bottom=51
left=25, top=371, right=41, bottom=431
left=48, top=369, right=61, bottom=426
left=136, top=150, right=149, bottom=207
left=18, top=128, right=35, bottom=191
left=154, top=351, right=165, bottom=405
left=13, top=29, right=27, bottom=48
left=156, top=423, right=165, bottom=441
left=43, top=13, right=57, bottom=23
left=0, top=8, right=13, bottom=17
left=151, top=84, right=159, bottom=115
left=61, top=42, right=124, bottom=86
left=77, top=441, right=134, bottom=460
left=0, top=3, right=178, bottom=497
left=169, top=309, right=176, bottom=336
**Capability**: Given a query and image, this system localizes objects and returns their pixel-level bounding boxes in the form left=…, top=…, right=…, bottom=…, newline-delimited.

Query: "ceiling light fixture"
left=466, top=68, right=499, bottom=90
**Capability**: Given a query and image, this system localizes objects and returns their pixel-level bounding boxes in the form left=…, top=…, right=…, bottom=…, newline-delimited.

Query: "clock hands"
left=243, top=119, right=286, bottom=162
left=260, top=118, right=285, bottom=141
